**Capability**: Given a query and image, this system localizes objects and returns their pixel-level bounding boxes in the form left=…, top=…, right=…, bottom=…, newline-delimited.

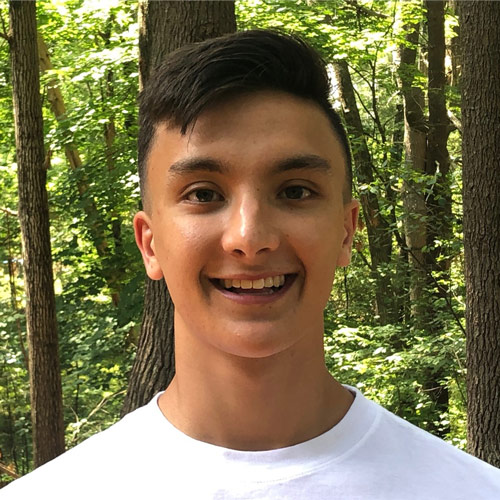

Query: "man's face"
left=134, top=91, right=358, bottom=360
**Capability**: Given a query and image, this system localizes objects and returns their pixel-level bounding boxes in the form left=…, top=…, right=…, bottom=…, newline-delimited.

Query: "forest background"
left=1, top=0, right=499, bottom=483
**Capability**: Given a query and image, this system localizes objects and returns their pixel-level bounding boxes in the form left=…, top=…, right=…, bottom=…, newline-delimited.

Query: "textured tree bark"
left=334, top=60, right=395, bottom=325
left=459, top=0, right=500, bottom=468
left=121, top=0, right=236, bottom=416
left=8, top=0, right=65, bottom=467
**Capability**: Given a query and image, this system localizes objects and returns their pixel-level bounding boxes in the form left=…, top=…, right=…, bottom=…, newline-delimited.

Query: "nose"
left=221, top=193, right=280, bottom=258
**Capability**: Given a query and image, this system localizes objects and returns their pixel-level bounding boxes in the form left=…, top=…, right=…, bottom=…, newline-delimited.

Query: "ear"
left=133, top=211, right=164, bottom=280
left=336, top=199, right=360, bottom=268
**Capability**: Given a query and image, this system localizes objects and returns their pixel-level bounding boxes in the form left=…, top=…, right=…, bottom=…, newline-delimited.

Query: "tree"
left=398, top=20, right=428, bottom=327
left=121, top=0, right=236, bottom=415
left=419, top=0, right=454, bottom=436
left=8, top=0, right=65, bottom=467
left=459, top=0, right=500, bottom=467
left=425, top=0, right=452, bottom=289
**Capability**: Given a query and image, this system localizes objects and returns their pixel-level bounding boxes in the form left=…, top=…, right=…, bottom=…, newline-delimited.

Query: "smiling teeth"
left=222, top=275, right=285, bottom=289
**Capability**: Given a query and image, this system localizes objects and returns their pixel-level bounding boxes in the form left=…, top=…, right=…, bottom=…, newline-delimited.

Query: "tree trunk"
left=121, top=0, right=236, bottom=416
left=8, top=0, right=65, bottom=468
left=333, top=60, right=395, bottom=325
left=138, top=0, right=237, bottom=87
left=121, top=277, right=175, bottom=415
left=459, top=0, right=500, bottom=468
left=398, top=26, right=428, bottom=327
left=448, top=0, right=461, bottom=88
left=420, top=0, right=452, bottom=437
left=425, top=0, right=452, bottom=292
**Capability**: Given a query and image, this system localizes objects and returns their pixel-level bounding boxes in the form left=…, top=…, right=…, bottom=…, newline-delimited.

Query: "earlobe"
left=133, top=211, right=164, bottom=280
left=336, top=200, right=360, bottom=268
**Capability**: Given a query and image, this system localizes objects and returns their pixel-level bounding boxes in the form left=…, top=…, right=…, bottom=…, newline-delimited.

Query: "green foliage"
left=0, top=0, right=141, bottom=479
left=0, top=0, right=469, bottom=479
left=323, top=313, right=467, bottom=448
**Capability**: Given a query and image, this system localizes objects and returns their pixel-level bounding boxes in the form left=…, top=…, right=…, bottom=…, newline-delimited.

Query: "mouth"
left=210, top=274, right=297, bottom=301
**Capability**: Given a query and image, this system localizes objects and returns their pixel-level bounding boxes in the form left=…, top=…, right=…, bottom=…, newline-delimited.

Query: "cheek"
left=289, top=213, right=343, bottom=293
left=158, top=217, right=217, bottom=277
left=289, top=211, right=343, bottom=259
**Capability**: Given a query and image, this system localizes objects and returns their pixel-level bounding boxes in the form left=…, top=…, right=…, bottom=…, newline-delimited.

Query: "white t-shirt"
left=2, top=387, right=500, bottom=499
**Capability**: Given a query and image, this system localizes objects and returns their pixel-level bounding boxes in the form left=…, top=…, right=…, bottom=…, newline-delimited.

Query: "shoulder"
left=344, top=388, right=500, bottom=499
left=0, top=394, right=165, bottom=499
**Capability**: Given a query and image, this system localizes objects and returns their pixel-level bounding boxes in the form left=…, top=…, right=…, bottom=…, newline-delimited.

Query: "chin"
left=213, top=323, right=302, bottom=360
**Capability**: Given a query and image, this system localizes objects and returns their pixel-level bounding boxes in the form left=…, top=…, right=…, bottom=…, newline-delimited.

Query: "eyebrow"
left=273, top=154, right=333, bottom=174
left=168, top=157, right=228, bottom=175
left=168, top=154, right=333, bottom=177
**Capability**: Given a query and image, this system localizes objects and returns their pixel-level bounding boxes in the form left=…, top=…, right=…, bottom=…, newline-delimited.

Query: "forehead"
left=147, top=91, right=346, bottom=187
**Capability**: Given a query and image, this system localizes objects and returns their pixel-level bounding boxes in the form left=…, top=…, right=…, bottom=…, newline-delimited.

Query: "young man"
left=3, top=30, right=500, bottom=499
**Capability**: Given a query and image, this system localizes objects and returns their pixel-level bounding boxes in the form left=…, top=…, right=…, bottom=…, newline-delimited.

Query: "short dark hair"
left=138, top=29, right=352, bottom=202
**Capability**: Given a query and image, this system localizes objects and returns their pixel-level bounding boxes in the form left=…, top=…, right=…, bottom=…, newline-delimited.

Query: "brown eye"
left=187, top=189, right=223, bottom=203
left=281, top=186, right=313, bottom=200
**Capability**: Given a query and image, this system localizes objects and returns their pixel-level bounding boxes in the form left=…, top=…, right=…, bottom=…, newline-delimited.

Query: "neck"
left=158, top=321, right=353, bottom=451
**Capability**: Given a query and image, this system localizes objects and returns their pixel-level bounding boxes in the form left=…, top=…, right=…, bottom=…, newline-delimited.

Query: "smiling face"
left=134, top=91, right=358, bottom=361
